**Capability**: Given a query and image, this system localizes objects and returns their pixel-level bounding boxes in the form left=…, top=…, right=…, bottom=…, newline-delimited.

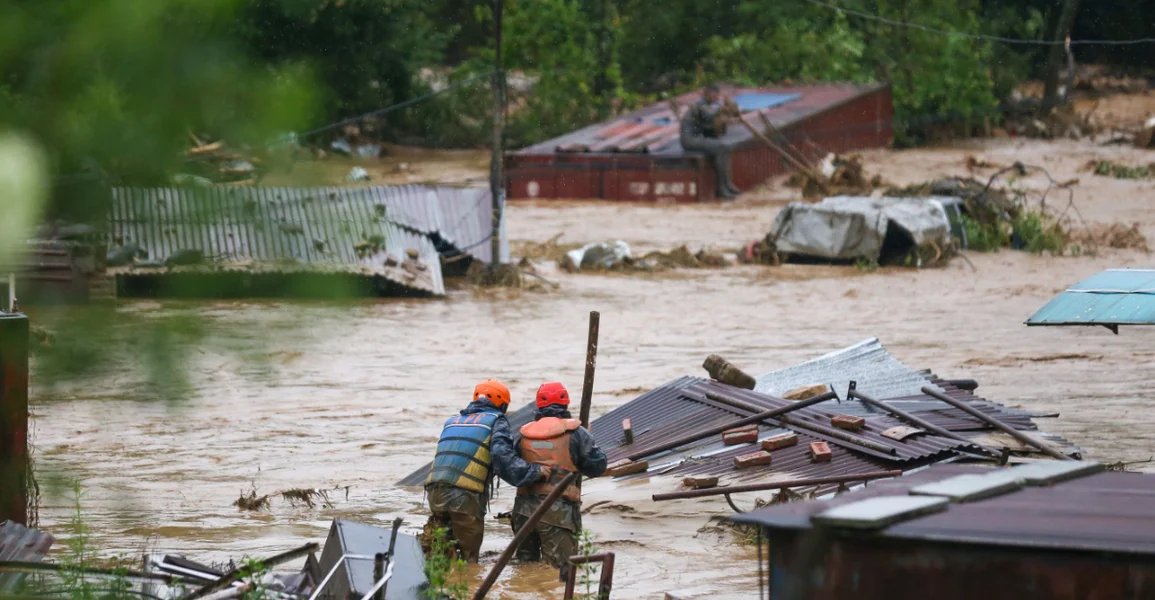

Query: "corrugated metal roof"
left=108, top=185, right=505, bottom=297
left=755, top=337, right=944, bottom=400
left=733, top=464, right=1155, bottom=556
left=396, top=349, right=1080, bottom=490
left=0, top=520, right=55, bottom=594
left=1026, top=268, right=1155, bottom=327
left=517, top=83, right=887, bottom=156
left=600, top=379, right=974, bottom=466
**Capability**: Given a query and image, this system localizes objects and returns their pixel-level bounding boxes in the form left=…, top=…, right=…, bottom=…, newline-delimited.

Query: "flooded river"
left=30, top=138, right=1155, bottom=598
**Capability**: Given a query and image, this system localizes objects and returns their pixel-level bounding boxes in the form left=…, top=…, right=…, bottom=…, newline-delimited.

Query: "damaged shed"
left=506, top=83, right=893, bottom=202
left=107, top=185, right=507, bottom=298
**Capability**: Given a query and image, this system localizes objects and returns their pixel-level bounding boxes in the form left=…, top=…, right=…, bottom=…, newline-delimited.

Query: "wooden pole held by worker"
left=579, top=311, right=600, bottom=429
left=472, top=472, right=578, bottom=600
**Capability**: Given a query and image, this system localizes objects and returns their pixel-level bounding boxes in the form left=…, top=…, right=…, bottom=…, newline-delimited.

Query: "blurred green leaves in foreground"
left=0, top=0, right=318, bottom=222
left=0, top=0, right=321, bottom=404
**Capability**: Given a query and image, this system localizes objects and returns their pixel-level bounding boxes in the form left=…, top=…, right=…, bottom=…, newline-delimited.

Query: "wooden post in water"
left=0, top=312, right=30, bottom=524
left=579, top=311, right=600, bottom=429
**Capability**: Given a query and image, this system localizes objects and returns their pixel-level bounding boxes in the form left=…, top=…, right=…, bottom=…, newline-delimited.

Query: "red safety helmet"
left=474, top=379, right=511, bottom=408
left=536, top=381, right=570, bottom=409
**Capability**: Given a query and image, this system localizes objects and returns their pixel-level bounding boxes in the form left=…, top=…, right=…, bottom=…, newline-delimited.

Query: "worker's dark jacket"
left=680, top=99, right=723, bottom=139
left=512, top=405, right=608, bottom=531
left=426, top=399, right=543, bottom=513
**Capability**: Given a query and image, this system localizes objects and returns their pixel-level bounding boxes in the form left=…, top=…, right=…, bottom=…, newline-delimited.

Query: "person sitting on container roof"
left=511, top=381, right=608, bottom=582
left=424, top=379, right=548, bottom=563
left=680, top=82, right=741, bottom=200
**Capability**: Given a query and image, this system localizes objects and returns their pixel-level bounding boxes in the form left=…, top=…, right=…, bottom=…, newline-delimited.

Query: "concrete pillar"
left=0, top=312, right=29, bottom=524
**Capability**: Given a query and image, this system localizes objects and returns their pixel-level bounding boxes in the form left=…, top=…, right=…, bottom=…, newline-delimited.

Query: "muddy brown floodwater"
left=31, top=137, right=1155, bottom=599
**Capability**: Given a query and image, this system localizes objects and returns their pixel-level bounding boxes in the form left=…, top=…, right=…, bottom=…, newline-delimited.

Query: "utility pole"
left=1041, top=0, right=1081, bottom=115
left=489, top=0, right=505, bottom=267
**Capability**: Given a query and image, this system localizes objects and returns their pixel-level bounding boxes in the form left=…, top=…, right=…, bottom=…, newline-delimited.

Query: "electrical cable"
left=804, top=0, right=1155, bottom=46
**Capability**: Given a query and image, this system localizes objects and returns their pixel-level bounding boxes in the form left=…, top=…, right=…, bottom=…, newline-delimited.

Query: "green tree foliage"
left=237, top=0, right=449, bottom=139
left=461, top=0, right=629, bottom=147
left=0, top=0, right=317, bottom=220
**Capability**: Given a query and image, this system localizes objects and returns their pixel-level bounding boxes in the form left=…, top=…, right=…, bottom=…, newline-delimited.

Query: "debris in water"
left=1089, top=159, right=1153, bottom=179
left=346, top=167, right=371, bottom=182
left=281, top=488, right=333, bottom=509
left=234, top=488, right=271, bottom=512
left=1068, top=222, right=1150, bottom=252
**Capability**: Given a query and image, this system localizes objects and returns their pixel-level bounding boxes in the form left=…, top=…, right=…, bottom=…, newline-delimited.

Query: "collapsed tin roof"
left=397, top=339, right=1077, bottom=496
left=107, top=185, right=507, bottom=297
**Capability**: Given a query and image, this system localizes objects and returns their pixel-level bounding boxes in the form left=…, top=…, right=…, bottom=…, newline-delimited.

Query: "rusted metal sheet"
left=107, top=185, right=512, bottom=296
left=506, top=83, right=892, bottom=202
left=0, top=315, right=30, bottom=526
left=0, top=521, right=55, bottom=593
left=737, top=465, right=1155, bottom=599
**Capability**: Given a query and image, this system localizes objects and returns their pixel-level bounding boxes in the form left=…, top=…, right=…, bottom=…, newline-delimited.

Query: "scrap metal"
left=0, top=521, right=54, bottom=594
left=733, top=462, right=1155, bottom=598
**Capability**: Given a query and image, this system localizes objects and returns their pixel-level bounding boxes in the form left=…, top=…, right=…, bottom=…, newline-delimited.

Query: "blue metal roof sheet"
left=1026, top=268, right=1155, bottom=328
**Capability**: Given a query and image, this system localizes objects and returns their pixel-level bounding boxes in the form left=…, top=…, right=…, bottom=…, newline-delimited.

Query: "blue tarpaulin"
left=732, top=92, right=800, bottom=112
left=1025, top=268, right=1155, bottom=331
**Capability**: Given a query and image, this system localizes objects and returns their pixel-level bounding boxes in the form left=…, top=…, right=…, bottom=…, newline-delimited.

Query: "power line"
left=805, top=0, right=1155, bottom=46
left=298, top=70, right=499, bottom=139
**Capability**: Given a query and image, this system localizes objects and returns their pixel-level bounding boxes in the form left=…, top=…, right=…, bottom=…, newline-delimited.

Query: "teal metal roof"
left=1026, top=268, right=1155, bottom=331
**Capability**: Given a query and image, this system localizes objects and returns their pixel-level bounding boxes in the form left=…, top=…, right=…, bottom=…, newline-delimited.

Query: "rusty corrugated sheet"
left=0, top=520, right=55, bottom=593
left=735, top=465, right=1155, bottom=556
left=517, top=83, right=886, bottom=156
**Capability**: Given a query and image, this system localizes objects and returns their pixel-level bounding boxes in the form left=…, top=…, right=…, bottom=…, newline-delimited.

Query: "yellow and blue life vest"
left=426, top=411, right=499, bottom=493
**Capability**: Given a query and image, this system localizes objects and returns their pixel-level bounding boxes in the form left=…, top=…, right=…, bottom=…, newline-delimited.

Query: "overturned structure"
left=105, top=185, right=506, bottom=299
left=767, top=196, right=963, bottom=266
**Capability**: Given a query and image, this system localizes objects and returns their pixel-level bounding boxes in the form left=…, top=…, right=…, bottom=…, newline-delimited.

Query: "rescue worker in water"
left=424, top=379, right=551, bottom=563
left=512, top=382, right=608, bottom=581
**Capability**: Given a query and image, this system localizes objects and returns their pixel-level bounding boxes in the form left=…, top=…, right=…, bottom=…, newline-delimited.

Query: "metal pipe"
left=624, top=391, right=838, bottom=462
left=0, top=562, right=199, bottom=585
left=920, top=386, right=1072, bottom=461
left=472, top=472, right=578, bottom=600
left=579, top=311, right=600, bottom=429
left=651, top=470, right=903, bottom=501
left=378, top=516, right=403, bottom=600
left=181, top=543, right=319, bottom=600
left=705, top=392, right=897, bottom=456
left=848, top=389, right=999, bottom=457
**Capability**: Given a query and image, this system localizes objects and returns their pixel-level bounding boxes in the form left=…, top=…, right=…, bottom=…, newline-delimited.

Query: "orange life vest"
left=518, top=417, right=582, bottom=503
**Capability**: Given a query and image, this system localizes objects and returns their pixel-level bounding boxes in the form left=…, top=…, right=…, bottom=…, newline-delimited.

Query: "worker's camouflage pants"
left=423, top=484, right=485, bottom=563
left=511, top=508, right=579, bottom=582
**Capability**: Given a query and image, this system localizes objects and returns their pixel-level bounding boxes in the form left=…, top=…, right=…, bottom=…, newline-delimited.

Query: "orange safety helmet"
left=473, top=379, right=511, bottom=408
left=535, top=381, right=570, bottom=409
